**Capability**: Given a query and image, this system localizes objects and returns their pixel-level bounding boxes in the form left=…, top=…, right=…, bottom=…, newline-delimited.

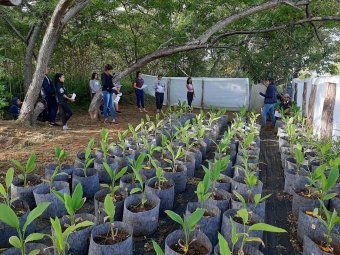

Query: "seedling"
left=233, top=191, right=271, bottom=212
left=128, top=124, right=142, bottom=150
left=313, top=201, right=340, bottom=253
left=100, top=129, right=114, bottom=162
left=101, top=163, right=127, bottom=201
left=164, top=145, right=185, bottom=172
left=127, top=152, right=146, bottom=185
left=47, top=217, right=93, bottom=255
left=117, top=130, right=129, bottom=157
left=130, top=156, right=148, bottom=208
left=103, top=194, right=118, bottom=240
left=0, top=202, right=50, bottom=255
left=205, top=156, right=230, bottom=191
left=52, top=183, right=86, bottom=226
left=151, top=160, right=168, bottom=190
left=226, top=208, right=286, bottom=253
left=295, top=143, right=305, bottom=175
left=83, top=139, right=95, bottom=177
left=0, top=167, right=16, bottom=207
left=142, top=136, right=162, bottom=168
left=43, top=146, right=69, bottom=188
left=11, top=152, right=37, bottom=188
left=195, top=171, right=211, bottom=207
left=165, top=208, right=205, bottom=254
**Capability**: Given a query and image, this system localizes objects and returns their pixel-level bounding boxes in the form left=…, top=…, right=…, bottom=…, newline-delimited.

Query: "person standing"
left=260, top=78, right=277, bottom=128
left=154, top=74, right=166, bottom=112
left=101, top=64, right=117, bottom=124
left=133, top=71, right=147, bottom=112
left=113, top=81, right=122, bottom=113
left=89, top=72, right=100, bottom=99
left=55, top=73, right=74, bottom=130
left=42, top=68, right=58, bottom=126
left=186, top=77, right=195, bottom=107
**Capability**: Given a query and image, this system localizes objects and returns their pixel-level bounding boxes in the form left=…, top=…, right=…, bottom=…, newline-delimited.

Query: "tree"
left=15, top=0, right=340, bottom=124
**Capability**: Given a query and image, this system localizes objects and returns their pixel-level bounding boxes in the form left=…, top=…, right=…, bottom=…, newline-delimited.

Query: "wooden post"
left=167, top=78, right=171, bottom=106
left=294, top=83, right=298, bottom=102
left=308, top=84, right=316, bottom=127
left=302, top=82, right=307, bottom=116
left=201, top=79, right=204, bottom=109
left=0, top=0, right=21, bottom=6
left=320, top=83, right=336, bottom=140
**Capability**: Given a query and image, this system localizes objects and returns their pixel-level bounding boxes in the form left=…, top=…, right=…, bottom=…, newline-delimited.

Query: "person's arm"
left=133, top=80, right=141, bottom=89
left=101, top=74, right=108, bottom=91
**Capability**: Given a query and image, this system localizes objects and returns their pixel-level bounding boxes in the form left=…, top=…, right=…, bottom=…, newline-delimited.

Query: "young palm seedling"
left=47, top=216, right=93, bottom=255
left=102, top=163, right=127, bottom=200
left=0, top=202, right=50, bottom=255
left=151, top=160, right=169, bottom=190
left=225, top=208, right=286, bottom=254
left=127, top=152, right=146, bottom=185
left=0, top=167, right=15, bottom=207
left=11, top=152, right=37, bottom=188
left=53, top=183, right=86, bottom=226
left=100, top=129, right=114, bottom=162
left=130, top=160, right=148, bottom=209
left=83, top=139, right=95, bottom=177
left=142, top=136, right=162, bottom=168
left=165, top=208, right=205, bottom=254
left=164, top=145, right=186, bottom=172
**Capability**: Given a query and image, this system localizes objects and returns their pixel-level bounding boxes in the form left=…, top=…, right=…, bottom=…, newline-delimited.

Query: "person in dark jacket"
left=133, top=71, right=147, bottom=112
left=42, top=68, right=58, bottom=126
left=55, top=73, right=74, bottom=130
left=260, top=78, right=277, bottom=128
left=9, top=97, right=22, bottom=119
left=101, top=64, right=117, bottom=124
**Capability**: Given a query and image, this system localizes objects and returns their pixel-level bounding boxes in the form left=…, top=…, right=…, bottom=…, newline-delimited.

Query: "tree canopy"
left=0, top=0, right=339, bottom=121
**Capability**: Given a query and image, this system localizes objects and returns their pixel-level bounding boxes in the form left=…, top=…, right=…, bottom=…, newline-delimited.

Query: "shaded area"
left=260, top=129, right=300, bottom=255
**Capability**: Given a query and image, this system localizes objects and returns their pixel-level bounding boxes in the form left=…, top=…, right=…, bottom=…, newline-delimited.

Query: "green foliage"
left=47, top=217, right=93, bottom=255
left=100, top=129, right=114, bottom=162
left=11, top=152, right=37, bottom=187
left=0, top=167, right=16, bottom=207
left=83, top=139, right=95, bottom=175
left=195, top=170, right=211, bottom=206
left=53, top=183, right=86, bottom=226
left=152, top=240, right=164, bottom=255
left=0, top=202, right=50, bottom=255
left=101, top=164, right=127, bottom=199
left=0, top=84, right=9, bottom=119
left=129, top=152, right=147, bottom=207
left=165, top=208, right=205, bottom=254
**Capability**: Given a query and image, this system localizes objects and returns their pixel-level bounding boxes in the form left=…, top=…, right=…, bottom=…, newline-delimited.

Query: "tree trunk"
left=17, top=0, right=90, bottom=125
left=24, top=21, right=42, bottom=94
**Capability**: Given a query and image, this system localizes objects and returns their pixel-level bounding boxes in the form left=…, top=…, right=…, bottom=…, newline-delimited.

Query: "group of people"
left=260, top=78, right=292, bottom=129
left=9, top=64, right=199, bottom=128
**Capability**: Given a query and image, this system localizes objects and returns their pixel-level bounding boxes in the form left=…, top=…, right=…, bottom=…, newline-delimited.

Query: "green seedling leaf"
left=5, top=167, right=14, bottom=190
left=187, top=208, right=205, bottom=230
left=28, top=249, right=41, bottom=255
left=23, top=202, right=51, bottom=231
left=218, top=233, right=232, bottom=255
left=0, top=204, right=19, bottom=229
left=9, top=236, right=21, bottom=248
left=152, top=240, right=164, bottom=255
left=25, top=233, right=45, bottom=243
left=165, top=210, right=184, bottom=225
left=249, top=223, right=287, bottom=233
left=237, top=208, right=249, bottom=224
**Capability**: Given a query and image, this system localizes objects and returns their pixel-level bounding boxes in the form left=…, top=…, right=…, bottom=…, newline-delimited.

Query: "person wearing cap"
left=259, top=78, right=277, bottom=128
left=154, top=74, right=166, bottom=112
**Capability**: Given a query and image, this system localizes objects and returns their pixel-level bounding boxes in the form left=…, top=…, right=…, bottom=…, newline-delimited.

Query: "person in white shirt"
left=89, top=72, right=100, bottom=98
left=154, top=74, right=166, bottom=112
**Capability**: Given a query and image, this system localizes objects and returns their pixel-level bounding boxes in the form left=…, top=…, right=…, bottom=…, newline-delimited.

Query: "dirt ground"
left=0, top=103, right=161, bottom=177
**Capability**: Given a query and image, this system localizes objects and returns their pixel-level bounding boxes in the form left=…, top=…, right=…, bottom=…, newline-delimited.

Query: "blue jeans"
left=135, top=89, right=145, bottom=108
left=102, top=91, right=115, bottom=120
left=262, top=103, right=275, bottom=127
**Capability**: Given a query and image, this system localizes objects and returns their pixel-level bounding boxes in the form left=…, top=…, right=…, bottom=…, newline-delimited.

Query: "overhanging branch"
left=210, top=16, right=340, bottom=44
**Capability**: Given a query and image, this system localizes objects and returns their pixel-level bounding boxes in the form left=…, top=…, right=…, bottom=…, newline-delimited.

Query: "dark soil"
left=217, top=177, right=229, bottom=183
left=13, top=205, right=27, bottom=217
left=128, top=201, right=156, bottom=213
left=16, top=177, right=42, bottom=187
left=93, top=229, right=130, bottom=245
left=211, top=192, right=226, bottom=200
left=97, top=192, right=124, bottom=203
left=170, top=240, right=209, bottom=255
left=152, top=181, right=173, bottom=190
left=232, top=215, right=255, bottom=225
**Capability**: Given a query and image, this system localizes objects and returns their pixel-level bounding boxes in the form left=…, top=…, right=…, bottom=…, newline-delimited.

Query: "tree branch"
left=211, top=16, right=340, bottom=44
left=61, top=0, right=90, bottom=25
left=305, top=3, right=322, bottom=44
left=196, top=0, right=309, bottom=44
left=0, top=10, right=26, bottom=43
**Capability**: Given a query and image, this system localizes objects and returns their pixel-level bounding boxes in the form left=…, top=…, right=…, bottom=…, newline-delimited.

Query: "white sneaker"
left=63, top=125, right=69, bottom=130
